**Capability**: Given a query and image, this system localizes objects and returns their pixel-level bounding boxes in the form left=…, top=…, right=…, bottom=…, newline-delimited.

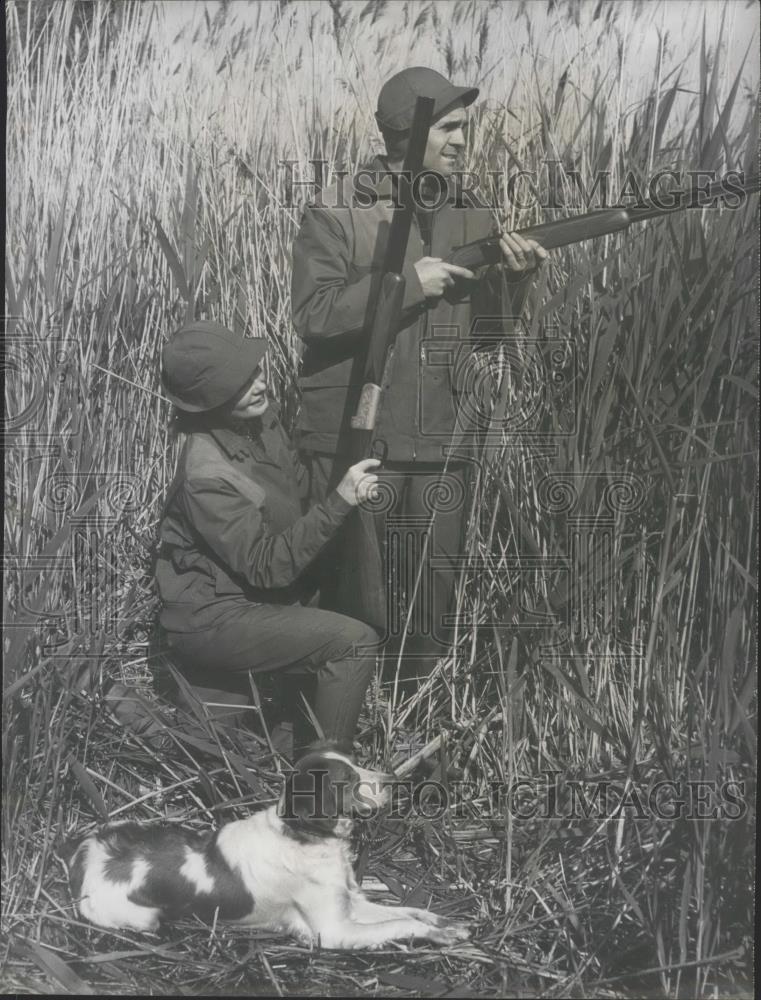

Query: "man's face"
left=423, top=103, right=468, bottom=177
left=229, top=364, right=269, bottom=420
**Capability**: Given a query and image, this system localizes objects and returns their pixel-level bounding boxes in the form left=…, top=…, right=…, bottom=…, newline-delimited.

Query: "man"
left=291, top=67, right=547, bottom=682
left=153, top=321, right=381, bottom=757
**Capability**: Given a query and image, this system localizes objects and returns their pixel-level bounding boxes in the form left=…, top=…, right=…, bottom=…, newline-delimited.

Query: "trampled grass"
left=4, top=0, right=758, bottom=995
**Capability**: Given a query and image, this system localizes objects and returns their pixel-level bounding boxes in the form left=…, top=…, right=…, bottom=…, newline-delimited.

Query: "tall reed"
left=4, top=1, right=757, bottom=995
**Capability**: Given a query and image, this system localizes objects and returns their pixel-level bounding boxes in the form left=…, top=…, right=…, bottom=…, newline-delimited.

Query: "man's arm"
left=470, top=227, right=546, bottom=332
left=291, top=206, right=426, bottom=341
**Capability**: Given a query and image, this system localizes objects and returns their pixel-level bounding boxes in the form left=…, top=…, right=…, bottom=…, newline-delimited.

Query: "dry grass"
left=3, top=0, right=758, bottom=995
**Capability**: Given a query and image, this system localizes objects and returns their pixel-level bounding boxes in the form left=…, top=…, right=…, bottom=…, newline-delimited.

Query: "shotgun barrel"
left=448, top=174, right=760, bottom=269
left=349, top=96, right=437, bottom=445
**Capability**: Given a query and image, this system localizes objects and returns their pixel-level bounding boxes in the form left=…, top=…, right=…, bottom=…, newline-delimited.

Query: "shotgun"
left=349, top=95, right=437, bottom=453
left=447, top=174, right=760, bottom=269
left=334, top=95, right=436, bottom=629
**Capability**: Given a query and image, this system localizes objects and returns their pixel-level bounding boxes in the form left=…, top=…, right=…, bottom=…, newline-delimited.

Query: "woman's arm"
left=180, top=477, right=352, bottom=591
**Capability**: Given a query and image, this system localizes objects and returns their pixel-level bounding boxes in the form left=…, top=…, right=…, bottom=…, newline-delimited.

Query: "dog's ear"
left=280, top=766, right=338, bottom=837
left=279, top=754, right=356, bottom=838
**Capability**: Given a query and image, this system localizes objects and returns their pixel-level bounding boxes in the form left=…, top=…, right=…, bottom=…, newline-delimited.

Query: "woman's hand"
left=336, top=458, right=382, bottom=507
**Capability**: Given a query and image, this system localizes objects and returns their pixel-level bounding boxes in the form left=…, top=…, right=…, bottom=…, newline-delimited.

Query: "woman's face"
left=228, top=364, right=269, bottom=420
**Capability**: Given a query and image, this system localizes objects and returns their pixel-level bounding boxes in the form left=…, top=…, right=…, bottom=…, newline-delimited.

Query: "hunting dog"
left=64, top=746, right=470, bottom=950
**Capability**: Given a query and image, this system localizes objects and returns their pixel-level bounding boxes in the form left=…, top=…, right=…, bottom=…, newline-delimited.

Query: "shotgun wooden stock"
left=349, top=272, right=407, bottom=447
left=335, top=277, right=408, bottom=630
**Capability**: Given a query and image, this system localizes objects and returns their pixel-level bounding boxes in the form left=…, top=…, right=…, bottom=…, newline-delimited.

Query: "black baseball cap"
left=376, top=66, right=479, bottom=132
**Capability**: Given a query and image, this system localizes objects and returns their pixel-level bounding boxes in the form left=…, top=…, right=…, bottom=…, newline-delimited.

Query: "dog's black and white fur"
left=64, top=747, right=470, bottom=949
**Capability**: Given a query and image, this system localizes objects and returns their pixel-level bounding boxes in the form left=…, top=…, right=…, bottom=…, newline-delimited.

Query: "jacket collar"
left=208, top=403, right=279, bottom=461
left=362, top=155, right=458, bottom=206
left=363, top=156, right=396, bottom=200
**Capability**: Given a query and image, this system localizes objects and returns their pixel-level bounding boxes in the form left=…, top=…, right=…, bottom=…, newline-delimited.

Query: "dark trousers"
left=163, top=604, right=378, bottom=756
left=303, top=452, right=468, bottom=682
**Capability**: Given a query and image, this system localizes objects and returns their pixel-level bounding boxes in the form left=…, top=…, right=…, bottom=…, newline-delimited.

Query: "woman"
left=155, top=320, right=380, bottom=758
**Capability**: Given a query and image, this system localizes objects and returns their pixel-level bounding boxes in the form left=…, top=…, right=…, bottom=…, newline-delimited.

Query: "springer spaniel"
left=64, top=746, right=470, bottom=950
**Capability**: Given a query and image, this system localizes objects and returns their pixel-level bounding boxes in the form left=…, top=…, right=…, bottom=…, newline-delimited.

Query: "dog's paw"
left=448, top=920, right=471, bottom=941
left=428, top=920, right=471, bottom=945
left=410, top=908, right=444, bottom=926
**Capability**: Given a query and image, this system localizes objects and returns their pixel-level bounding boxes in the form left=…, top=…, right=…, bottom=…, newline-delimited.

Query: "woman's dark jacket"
left=155, top=407, right=351, bottom=634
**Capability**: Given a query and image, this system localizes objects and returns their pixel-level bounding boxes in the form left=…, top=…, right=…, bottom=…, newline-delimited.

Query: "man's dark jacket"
left=292, top=157, right=531, bottom=462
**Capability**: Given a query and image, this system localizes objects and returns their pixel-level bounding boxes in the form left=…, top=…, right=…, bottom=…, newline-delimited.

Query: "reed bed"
left=4, top=0, right=757, bottom=995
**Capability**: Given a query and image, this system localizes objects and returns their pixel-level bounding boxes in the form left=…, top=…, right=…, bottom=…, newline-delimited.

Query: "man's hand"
left=414, top=257, right=475, bottom=298
left=336, top=458, right=381, bottom=507
left=499, top=232, right=549, bottom=275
